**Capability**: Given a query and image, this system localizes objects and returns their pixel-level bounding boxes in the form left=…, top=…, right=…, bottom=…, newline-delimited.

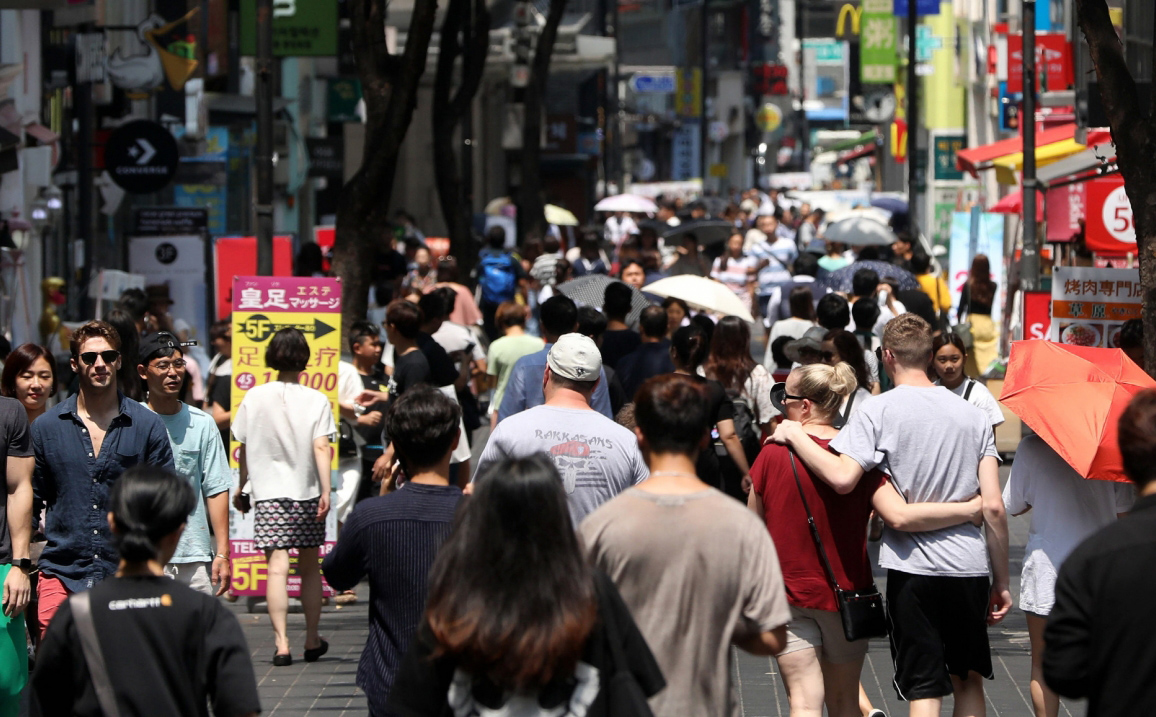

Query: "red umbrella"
left=989, top=189, right=1044, bottom=222
left=1000, top=340, right=1156, bottom=483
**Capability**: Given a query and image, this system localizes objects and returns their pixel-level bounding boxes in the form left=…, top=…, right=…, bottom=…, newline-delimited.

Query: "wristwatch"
left=11, top=559, right=32, bottom=573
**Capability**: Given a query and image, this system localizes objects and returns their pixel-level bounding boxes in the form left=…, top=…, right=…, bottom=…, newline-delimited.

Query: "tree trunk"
left=332, top=0, right=439, bottom=337
left=1075, top=0, right=1156, bottom=375
left=516, top=0, right=568, bottom=245
left=433, top=0, right=491, bottom=277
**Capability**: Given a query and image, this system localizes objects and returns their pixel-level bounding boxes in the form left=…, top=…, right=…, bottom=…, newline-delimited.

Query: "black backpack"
left=729, top=392, right=762, bottom=464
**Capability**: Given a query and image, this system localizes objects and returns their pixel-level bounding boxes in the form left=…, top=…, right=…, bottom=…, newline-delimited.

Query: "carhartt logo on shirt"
left=107, top=594, right=173, bottom=610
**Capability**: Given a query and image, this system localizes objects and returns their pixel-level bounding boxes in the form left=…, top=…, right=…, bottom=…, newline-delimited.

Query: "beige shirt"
left=580, top=488, right=791, bottom=716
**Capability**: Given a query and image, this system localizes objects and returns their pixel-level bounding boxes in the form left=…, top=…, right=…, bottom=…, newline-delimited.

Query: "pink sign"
left=1045, top=182, right=1085, bottom=242
left=232, top=276, right=342, bottom=313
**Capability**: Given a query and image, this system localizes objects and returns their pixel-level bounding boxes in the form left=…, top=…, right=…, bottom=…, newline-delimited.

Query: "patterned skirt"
left=253, top=498, right=325, bottom=550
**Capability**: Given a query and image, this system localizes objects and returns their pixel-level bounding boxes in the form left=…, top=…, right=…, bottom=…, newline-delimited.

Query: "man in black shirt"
left=1044, top=390, right=1156, bottom=717
left=384, top=300, right=431, bottom=401
left=616, top=306, right=675, bottom=399
left=323, top=387, right=463, bottom=716
left=599, top=281, right=641, bottom=370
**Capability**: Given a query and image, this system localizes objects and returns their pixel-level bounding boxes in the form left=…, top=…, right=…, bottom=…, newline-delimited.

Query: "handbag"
left=595, top=578, right=656, bottom=716
left=952, top=321, right=974, bottom=350
left=787, top=451, right=888, bottom=642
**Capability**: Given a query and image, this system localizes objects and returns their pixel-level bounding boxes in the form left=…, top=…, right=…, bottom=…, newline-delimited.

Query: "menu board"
left=1049, top=267, right=1142, bottom=349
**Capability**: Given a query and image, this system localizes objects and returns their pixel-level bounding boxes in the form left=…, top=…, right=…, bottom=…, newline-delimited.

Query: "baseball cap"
left=138, top=331, right=195, bottom=364
left=547, top=333, right=602, bottom=382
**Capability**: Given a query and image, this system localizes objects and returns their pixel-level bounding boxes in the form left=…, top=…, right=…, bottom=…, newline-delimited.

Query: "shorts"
left=887, top=570, right=993, bottom=701
left=35, top=573, right=70, bottom=642
left=164, top=561, right=214, bottom=596
left=781, top=605, right=870, bottom=664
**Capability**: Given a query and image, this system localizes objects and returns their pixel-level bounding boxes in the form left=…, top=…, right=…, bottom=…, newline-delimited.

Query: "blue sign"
left=894, top=0, right=939, bottom=16
left=630, top=74, right=677, bottom=94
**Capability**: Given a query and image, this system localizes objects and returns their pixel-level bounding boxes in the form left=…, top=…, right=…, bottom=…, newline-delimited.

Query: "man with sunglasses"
left=30, top=321, right=175, bottom=639
left=137, top=332, right=231, bottom=597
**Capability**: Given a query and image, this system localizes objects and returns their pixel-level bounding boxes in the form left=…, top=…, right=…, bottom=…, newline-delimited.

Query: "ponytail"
left=793, top=362, right=859, bottom=421
left=109, top=465, right=196, bottom=563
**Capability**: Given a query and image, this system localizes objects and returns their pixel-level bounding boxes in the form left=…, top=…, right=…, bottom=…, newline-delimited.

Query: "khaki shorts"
left=780, top=605, right=870, bottom=664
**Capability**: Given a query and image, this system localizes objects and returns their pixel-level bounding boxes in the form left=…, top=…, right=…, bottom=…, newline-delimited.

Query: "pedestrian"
left=821, top=329, right=876, bottom=419
left=604, top=210, right=638, bottom=250
left=389, top=454, right=664, bottom=714
left=930, top=333, right=1005, bottom=429
left=432, top=256, right=483, bottom=330
left=746, top=214, right=797, bottom=321
left=957, top=255, right=998, bottom=378
left=478, top=333, right=647, bottom=524
left=205, top=318, right=232, bottom=447
left=0, top=375, right=33, bottom=713
left=581, top=373, right=791, bottom=715
left=136, top=332, right=231, bottom=597
left=1004, top=434, right=1133, bottom=717
left=30, top=321, right=175, bottom=640
left=764, top=286, right=817, bottom=369
left=599, top=281, right=641, bottom=371
left=616, top=305, right=675, bottom=398
left=0, top=343, right=56, bottom=424
left=662, top=297, right=690, bottom=338
left=403, top=246, right=437, bottom=296
left=571, top=232, right=610, bottom=278
left=710, top=232, right=757, bottom=315
left=752, top=363, right=982, bottom=717
left=891, top=232, right=915, bottom=273
left=703, top=316, right=775, bottom=497
left=666, top=233, right=710, bottom=277
left=323, top=387, right=465, bottom=716
left=1044, top=389, right=1156, bottom=716
left=101, top=309, right=145, bottom=402
left=484, top=303, right=544, bottom=430
left=476, top=226, right=528, bottom=341
left=912, top=251, right=951, bottom=326
left=30, top=465, right=260, bottom=717
left=820, top=241, right=853, bottom=272
left=231, top=327, right=334, bottom=666
left=576, top=306, right=629, bottom=417
left=496, top=295, right=614, bottom=422
left=619, top=258, right=647, bottom=290
left=771, top=314, right=1011, bottom=715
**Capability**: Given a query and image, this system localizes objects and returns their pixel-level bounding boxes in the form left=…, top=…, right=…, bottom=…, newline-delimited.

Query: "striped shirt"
left=321, top=482, right=463, bottom=715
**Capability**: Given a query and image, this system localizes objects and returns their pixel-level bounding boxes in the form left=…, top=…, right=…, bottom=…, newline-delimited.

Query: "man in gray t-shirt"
left=474, top=334, right=648, bottom=524
left=772, top=314, right=1010, bottom=715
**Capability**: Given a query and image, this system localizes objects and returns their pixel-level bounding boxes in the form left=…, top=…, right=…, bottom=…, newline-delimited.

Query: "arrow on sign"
left=239, top=315, right=337, bottom=342
left=135, top=139, right=157, bottom=165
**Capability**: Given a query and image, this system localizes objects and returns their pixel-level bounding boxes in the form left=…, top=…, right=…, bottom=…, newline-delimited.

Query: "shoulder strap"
left=594, top=576, right=630, bottom=674
left=71, top=592, right=122, bottom=717
left=963, top=379, right=975, bottom=401
left=787, top=450, right=844, bottom=593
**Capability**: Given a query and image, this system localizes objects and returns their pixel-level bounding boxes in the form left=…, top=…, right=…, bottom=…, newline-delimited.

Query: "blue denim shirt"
left=496, top=345, right=613, bottom=422
left=32, top=393, right=176, bottom=592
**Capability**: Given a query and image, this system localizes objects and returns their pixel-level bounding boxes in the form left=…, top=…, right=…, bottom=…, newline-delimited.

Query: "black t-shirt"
left=416, top=333, right=459, bottom=387
left=681, top=374, right=731, bottom=489
left=387, top=572, right=664, bottom=716
left=599, top=329, right=642, bottom=371
left=389, top=350, right=432, bottom=400
left=617, top=340, right=676, bottom=399
left=207, top=372, right=232, bottom=446
left=30, top=575, right=261, bottom=717
left=0, top=397, right=30, bottom=562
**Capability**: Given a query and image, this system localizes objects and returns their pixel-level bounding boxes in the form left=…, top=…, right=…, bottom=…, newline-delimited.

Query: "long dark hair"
left=824, top=329, right=871, bottom=391
left=704, top=315, right=756, bottom=393
left=102, top=309, right=143, bottom=401
left=109, top=465, right=196, bottom=562
left=967, top=254, right=996, bottom=307
left=671, top=324, right=709, bottom=371
left=424, top=455, right=597, bottom=689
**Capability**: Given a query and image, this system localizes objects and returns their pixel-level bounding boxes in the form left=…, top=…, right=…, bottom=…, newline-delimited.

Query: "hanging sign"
left=1086, top=175, right=1136, bottom=255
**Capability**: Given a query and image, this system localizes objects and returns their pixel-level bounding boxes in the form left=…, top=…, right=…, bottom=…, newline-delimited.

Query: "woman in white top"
left=764, top=285, right=816, bottom=368
left=1002, top=434, right=1133, bottom=717
left=930, top=333, right=1005, bottom=427
left=233, top=327, right=336, bottom=667
left=710, top=231, right=757, bottom=314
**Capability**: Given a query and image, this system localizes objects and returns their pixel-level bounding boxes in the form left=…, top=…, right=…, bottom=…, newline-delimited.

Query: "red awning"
left=955, top=124, right=1111, bottom=177
left=989, top=188, right=1044, bottom=221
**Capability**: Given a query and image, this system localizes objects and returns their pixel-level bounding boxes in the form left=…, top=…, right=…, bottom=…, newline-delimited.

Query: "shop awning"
left=990, top=132, right=1113, bottom=185
left=955, top=124, right=1108, bottom=177
left=1037, top=142, right=1116, bottom=187
left=989, top=188, right=1044, bottom=221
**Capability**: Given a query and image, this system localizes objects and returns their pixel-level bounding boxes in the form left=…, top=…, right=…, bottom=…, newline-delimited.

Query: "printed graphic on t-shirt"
left=447, top=661, right=599, bottom=716
left=543, top=430, right=619, bottom=495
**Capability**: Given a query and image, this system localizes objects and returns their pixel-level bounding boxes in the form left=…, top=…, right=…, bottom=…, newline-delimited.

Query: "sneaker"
left=868, top=710, right=886, bottom=717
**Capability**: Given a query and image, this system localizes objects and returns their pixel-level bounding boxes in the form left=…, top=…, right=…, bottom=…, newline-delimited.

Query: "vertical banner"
left=229, top=276, right=343, bottom=597
left=1049, top=267, right=1141, bottom=348
left=948, top=211, right=1006, bottom=326
left=860, top=0, right=897, bottom=83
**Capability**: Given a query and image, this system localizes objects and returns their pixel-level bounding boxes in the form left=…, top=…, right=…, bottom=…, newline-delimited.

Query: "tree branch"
left=450, top=0, right=492, bottom=117
left=1074, top=0, right=1144, bottom=155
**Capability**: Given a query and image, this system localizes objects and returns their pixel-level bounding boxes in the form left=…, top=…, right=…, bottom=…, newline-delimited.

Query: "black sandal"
left=303, top=639, right=329, bottom=663
left=273, top=652, right=292, bottom=667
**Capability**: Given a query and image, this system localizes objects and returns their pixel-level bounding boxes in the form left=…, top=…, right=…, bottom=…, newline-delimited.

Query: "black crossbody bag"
left=788, top=450, right=888, bottom=642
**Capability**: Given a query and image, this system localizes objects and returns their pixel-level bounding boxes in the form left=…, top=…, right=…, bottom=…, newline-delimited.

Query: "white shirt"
left=1002, top=435, right=1134, bottom=614
left=940, top=378, right=1005, bottom=427
left=763, top=318, right=814, bottom=369
left=232, top=381, right=337, bottom=502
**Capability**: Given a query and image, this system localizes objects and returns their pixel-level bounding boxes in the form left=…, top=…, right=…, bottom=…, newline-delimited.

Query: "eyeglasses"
left=771, top=382, right=812, bottom=404
left=78, top=350, right=120, bottom=366
left=150, top=360, right=187, bottom=372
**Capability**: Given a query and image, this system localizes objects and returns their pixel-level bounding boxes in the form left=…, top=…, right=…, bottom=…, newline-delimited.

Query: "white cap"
left=547, top=333, right=602, bottom=382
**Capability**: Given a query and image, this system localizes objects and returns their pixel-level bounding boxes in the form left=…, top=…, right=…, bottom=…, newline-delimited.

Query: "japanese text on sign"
left=1049, top=267, right=1141, bottom=349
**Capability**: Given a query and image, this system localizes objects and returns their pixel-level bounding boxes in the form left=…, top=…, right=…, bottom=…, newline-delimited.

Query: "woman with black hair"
left=232, top=327, right=336, bottom=666
left=101, top=309, right=144, bottom=402
left=821, top=329, right=875, bottom=421
left=388, top=455, right=664, bottom=715
left=31, top=465, right=260, bottom=717
left=930, top=332, right=1005, bottom=429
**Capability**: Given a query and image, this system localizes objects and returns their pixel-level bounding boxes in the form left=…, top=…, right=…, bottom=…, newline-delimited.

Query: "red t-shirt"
left=750, top=436, right=887, bottom=611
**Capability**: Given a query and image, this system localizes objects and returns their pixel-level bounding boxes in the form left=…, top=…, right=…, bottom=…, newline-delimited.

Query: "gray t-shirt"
left=0, top=398, right=30, bottom=563
left=474, top=406, right=648, bottom=524
left=580, top=488, right=791, bottom=716
left=830, top=385, right=999, bottom=577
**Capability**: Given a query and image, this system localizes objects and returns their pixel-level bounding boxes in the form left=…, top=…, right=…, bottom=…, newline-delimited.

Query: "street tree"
left=433, top=0, right=491, bottom=276
left=515, top=0, right=568, bottom=244
left=1075, top=0, right=1156, bottom=373
left=333, top=0, right=438, bottom=335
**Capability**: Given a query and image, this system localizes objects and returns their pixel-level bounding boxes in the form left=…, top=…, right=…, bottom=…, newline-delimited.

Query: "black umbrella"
left=555, top=274, right=652, bottom=326
left=813, top=260, right=920, bottom=294
left=663, top=220, right=735, bottom=248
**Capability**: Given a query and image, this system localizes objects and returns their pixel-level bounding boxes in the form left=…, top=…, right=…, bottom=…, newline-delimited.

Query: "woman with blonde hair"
left=749, top=362, right=983, bottom=717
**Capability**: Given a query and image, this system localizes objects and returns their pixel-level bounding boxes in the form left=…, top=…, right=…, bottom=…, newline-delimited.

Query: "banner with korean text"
left=1049, top=267, right=1141, bottom=349
left=228, top=276, right=342, bottom=597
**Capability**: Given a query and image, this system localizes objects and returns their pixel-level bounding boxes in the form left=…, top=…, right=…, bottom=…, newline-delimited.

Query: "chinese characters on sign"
left=933, top=134, right=965, bottom=181
left=860, top=0, right=897, bottom=84
left=1049, top=267, right=1141, bottom=349
left=229, top=276, right=343, bottom=597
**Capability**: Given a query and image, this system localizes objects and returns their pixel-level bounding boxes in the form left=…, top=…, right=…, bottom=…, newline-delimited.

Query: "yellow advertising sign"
left=675, top=68, right=702, bottom=118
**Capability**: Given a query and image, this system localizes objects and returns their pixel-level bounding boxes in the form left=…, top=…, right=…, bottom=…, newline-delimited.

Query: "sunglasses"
left=771, top=382, right=812, bottom=403
left=78, top=350, right=120, bottom=366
